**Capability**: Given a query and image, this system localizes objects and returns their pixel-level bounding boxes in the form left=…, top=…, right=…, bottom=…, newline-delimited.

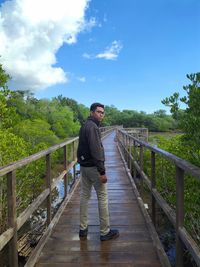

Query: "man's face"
left=91, top=106, right=105, bottom=122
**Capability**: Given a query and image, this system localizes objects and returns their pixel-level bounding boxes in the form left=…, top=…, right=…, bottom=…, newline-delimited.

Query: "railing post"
left=7, top=171, right=18, bottom=267
left=139, top=145, right=144, bottom=173
left=126, top=135, right=129, bottom=167
left=123, top=133, right=125, bottom=157
left=176, top=166, right=184, bottom=267
left=146, top=128, right=149, bottom=142
left=126, top=135, right=129, bottom=164
left=73, top=141, right=76, bottom=181
left=133, top=140, right=137, bottom=179
left=124, top=134, right=127, bottom=162
left=46, top=154, right=51, bottom=225
left=63, top=145, right=68, bottom=198
left=128, top=137, right=132, bottom=172
left=151, top=151, right=156, bottom=226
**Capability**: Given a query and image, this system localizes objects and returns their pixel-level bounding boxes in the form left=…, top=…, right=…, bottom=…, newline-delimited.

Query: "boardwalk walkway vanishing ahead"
left=34, top=131, right=163, bottom=267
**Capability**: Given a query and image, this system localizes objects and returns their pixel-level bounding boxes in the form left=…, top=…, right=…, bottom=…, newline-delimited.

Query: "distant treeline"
left=103, top=106, right=176, bottom=131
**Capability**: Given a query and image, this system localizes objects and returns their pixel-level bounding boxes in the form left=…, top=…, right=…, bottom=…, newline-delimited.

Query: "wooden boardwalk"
left=35, top=132, right=163, bottom=267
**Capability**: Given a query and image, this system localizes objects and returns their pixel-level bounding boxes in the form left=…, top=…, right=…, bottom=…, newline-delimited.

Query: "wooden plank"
left=50, top=225, right=148, bottom=233
left=37, top=251, right=160, bottom=264
left=36, top=263, right=161, bottom=267
left=42, top=239, right=153, bottom=252
left=50, top=229, right=151, bottom=242
left=179, top=227, right=200, bottom=266
left=0, top=228, right=14, bottom=251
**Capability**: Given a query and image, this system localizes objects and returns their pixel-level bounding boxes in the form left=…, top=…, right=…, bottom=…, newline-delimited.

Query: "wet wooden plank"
left=37, top=251, right=160, bottom=264
left=36, top=263, right=161, bottom=267
left=41, top=239, right=153, bottom=252
left=35, top=132, right=162, bottom=267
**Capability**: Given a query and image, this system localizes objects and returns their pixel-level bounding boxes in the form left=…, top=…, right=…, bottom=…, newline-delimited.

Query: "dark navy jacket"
left=77, top=116, right=105, bottom=175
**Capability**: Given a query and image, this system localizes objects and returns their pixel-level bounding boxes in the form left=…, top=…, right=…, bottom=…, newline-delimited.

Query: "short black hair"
left=90, top=102, right=104, bottom=112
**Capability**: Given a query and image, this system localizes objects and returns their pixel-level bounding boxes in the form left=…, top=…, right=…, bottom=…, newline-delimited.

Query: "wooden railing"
left=0, top=126, right=115, bottom=267
left=117, top=129, right=200, bottom=267
left=124, top=127, right=148, bottom=142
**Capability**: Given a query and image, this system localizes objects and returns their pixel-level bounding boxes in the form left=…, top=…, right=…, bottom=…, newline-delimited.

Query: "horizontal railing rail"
left=0, top=126, right=115, bottom=267
left=117, top=128, right=200, bottom=267
left=124, top=127, right=149, bottom=142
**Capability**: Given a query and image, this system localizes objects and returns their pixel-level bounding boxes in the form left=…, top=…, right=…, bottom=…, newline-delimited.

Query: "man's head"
left=90, top=102, right=105, bottom=122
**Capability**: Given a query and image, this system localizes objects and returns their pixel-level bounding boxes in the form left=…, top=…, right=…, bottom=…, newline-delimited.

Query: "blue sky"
left=0, top=0, right=199, bottom=113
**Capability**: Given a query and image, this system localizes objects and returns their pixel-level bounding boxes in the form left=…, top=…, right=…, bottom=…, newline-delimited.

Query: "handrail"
left=0, top=137, right=78, bottom=177
left=117, top=128, right=200, bottom=267
left=120, top=129, right=200, bottom=179
left=124, top=127, right=148, bottom=142
left=0, top=126, right=115, bottom=267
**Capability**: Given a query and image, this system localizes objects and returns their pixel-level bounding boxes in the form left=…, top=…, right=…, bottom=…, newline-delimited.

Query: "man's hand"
left=100, top=175, right=107, bottom=184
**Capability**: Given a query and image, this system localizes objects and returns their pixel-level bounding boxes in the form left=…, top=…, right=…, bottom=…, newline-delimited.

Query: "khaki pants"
left=80, top=166, right=110, bottom=235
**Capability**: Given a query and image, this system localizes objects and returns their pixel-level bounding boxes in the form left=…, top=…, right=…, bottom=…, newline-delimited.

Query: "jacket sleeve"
left=87, top=126, right=105, bottom=175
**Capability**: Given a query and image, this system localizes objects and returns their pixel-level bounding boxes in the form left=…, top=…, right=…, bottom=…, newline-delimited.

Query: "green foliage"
left=102, top=105, right=121, bottom=126
left=6, top=90, right=37, bottom=120
left=1, top=90, right=81, bottom=146
left=0, top=129, right=29, bottom=166
left=162, top=72, right=200, bottom=163
left=48, top=99, right=80, bottom=137
left=16, top=142, right=52, bottom=212
left=53, top=95, right=89, bottom=125
left=0, top=63, right=10, bottom=89
left=0, top=64, right=19, bottom=129
left=153, top=109, right=167, bottom=117
left=181, top=74, right=200, bottom=146
left=102, top=105, right=176, bottom=131
left=13, top=119, right=59, bottom=147
left=161, top=92, right=181, bottom=119
left=0, top=130, right=29, bottom=232
left=0, top=88, right=20, bottom=129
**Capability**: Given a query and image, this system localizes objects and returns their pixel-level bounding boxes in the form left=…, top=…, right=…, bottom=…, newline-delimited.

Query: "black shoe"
left=100, top=229, right=119, bottom=241
left=79, top=227, right=88, bottom=239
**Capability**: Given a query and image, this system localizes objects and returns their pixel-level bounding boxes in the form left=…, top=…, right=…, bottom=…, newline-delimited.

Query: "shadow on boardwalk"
left=35, top=132, right=162, bottom=267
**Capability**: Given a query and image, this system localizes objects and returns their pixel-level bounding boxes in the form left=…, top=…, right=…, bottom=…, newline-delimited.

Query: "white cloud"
left=82, top=53, right=92, bottom=59
left=96, top=41, right=123, bottom=60
left=0, top=0, right=93, bottom=90
left=77, top=76, right=86, bottom=82
left=83, top=40, right=123, bottom=61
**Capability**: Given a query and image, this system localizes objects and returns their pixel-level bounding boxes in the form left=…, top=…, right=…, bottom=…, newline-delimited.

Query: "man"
left=77, top=102, right=119, bottom=241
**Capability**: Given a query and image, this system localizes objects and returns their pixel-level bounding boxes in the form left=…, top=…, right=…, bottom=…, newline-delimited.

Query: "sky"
left=0, top=0, right=199, bottom=113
